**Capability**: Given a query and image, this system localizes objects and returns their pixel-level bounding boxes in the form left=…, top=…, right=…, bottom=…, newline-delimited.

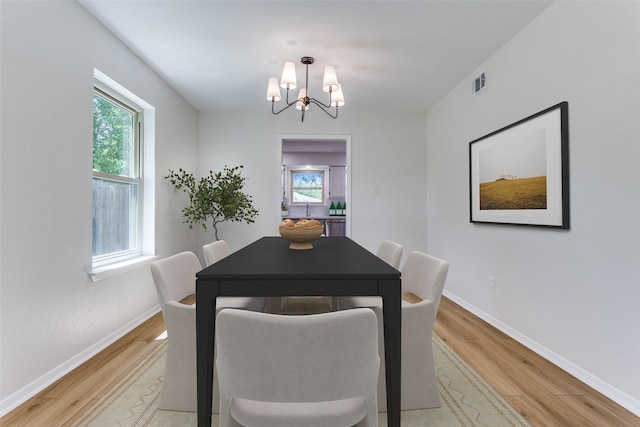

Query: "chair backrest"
left=216, top=308, right=380, bottom=403
left=150, top=251, right=201, bottom=309
left=401, top=251, right=449, bottom=309
left=376, top=240, right=403, bottom=269
left=203, top=240, right=232, bottom=266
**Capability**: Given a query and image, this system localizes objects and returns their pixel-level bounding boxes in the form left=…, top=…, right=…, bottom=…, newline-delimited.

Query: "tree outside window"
left=289, top=168, right=327, bottom=204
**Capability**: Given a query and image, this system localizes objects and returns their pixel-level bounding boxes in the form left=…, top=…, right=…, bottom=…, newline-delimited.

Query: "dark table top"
left=196, top=236, right=400, bottom=281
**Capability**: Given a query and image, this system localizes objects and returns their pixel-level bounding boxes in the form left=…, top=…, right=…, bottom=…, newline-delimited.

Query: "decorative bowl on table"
left=279, top=219, right=323, bottom=250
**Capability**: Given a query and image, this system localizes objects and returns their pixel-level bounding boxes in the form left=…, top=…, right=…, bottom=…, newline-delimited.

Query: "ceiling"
left=80, top=0, right=552, bottom=114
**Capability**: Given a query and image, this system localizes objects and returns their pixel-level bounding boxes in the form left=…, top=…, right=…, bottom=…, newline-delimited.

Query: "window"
left=288, top=166, right=328, bottom=205
left=92, top=79, right=145, bottom=267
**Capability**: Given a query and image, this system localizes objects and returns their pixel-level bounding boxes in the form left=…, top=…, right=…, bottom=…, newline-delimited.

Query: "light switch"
left=370, top=186, right=378, bottom=196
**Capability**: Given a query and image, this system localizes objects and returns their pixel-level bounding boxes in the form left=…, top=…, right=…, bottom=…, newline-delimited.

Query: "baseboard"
left=0, top=305, right=161, bottom=417
left=443, top=291, right=640, bottom=418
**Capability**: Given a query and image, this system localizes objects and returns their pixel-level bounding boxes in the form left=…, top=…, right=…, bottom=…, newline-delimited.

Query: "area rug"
left=73, top=300, right=531, bottom=426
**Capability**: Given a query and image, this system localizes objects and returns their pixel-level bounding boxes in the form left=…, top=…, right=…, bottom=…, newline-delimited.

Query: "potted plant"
left=281, top=201, right=288, bottom=217
left=165, top=165, right=259, bottom=241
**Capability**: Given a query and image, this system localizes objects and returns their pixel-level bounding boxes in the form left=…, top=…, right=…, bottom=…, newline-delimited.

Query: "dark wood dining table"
left=195, top=236, right=402, bottom=427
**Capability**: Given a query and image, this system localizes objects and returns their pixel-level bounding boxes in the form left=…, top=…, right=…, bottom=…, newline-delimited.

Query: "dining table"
left=195, top=236, right=402, bottom=427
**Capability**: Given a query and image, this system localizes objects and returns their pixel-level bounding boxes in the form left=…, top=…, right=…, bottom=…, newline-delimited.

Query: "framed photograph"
left=469, top=102, right=569, bottom=228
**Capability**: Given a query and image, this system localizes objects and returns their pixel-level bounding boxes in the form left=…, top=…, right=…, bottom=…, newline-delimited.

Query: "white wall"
left=197, top=112, right=428, bottom=259
left=426, top=1, right=640, bottom=415
left=0, top=1, right=199, bottom=413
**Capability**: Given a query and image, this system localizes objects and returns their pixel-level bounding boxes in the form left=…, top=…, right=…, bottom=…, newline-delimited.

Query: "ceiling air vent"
left=470, top=70, right=487, bottom=97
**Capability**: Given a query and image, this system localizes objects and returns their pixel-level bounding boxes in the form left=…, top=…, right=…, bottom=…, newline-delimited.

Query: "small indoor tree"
left=165, top=165, right=259, bottom=241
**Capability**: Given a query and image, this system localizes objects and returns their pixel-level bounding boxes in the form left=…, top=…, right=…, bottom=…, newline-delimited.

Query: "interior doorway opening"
left=277, top=135, right=351, bottom=237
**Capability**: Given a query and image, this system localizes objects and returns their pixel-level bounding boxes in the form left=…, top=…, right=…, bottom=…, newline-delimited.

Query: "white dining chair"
left=151, top=248, right=267, bottom=413
left=339, top=251, right=449, bottom=411
left=337, top=240, right=403, bottom=311
left=376, top=240, right=404, bottom=269
left=203, top=240, right=266, bottom=312
left=216, top=308, right=380, bottom=427
left=150, top=251, right=200, bottom=412
left=202, top=240, right=268, bottom=414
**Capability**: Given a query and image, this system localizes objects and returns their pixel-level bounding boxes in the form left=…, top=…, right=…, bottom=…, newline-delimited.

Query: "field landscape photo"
left=479, top=129, right=547, bottom=210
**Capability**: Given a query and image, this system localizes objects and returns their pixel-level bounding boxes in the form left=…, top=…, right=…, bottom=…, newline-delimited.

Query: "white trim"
left=89, top=255, right=158, bottom=282
left=443, top=290, right=640, bottom=417
left=0, top=305, right=161, bottom=417
left=94, top=69, right=154, bottom=110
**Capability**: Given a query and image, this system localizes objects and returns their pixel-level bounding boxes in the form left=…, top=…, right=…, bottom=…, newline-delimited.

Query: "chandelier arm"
left=271, top=94, right=304, bottom=115
left=272, top=101, right=294, bottom=115
left=308, top=99, right=338, bottom=119
left=308, top=96, right=333, bottom=109
left=284, top=87, right=295, bottom=105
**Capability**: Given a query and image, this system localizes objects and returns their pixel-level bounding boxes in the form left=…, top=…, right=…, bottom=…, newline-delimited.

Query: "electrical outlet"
left=489, top=276, right=496, bottom=292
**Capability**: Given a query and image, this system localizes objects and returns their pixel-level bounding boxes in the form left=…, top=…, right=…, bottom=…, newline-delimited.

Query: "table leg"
left=196, top=280, right=216, bottom=427
left=381, top=279, right=401, bottom=427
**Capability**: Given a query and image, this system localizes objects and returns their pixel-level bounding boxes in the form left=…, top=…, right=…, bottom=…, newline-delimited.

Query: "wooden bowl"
left=279, top=225, right=323, bottom=250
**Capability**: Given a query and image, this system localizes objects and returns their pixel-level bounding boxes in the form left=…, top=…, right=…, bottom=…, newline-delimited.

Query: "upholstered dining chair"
left=216, top=308, right=380, bottom=427
left=376, top=240, right=404, bottom=269
left=202, top=240, right=266, bottom=312
left=337, top=239, right=403, bottom=312
left=339, top=251, right=449, bottom=411
left=151, top=249, right=267, bottom=413
left=150, top=251, right=200, bottom=412
left=202, top=240, right=268, bottom=413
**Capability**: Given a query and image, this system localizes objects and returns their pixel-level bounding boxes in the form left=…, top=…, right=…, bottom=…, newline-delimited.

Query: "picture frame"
left=469, top=102, right=569, bottom=228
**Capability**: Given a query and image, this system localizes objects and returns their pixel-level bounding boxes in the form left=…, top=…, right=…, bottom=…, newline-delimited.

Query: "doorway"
left=277, top=134, right=351, bottom=237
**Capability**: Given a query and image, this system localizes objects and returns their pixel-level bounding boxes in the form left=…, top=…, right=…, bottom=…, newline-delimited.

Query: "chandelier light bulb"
left=296, top=89, right=309, bottom=111
left=280, top=62, right=297, bottom=89
left=266, top=77, right=282, bottom=101
left=322, top=66, right=340, bottom=93
left=331, top=84, right=345, bottom=107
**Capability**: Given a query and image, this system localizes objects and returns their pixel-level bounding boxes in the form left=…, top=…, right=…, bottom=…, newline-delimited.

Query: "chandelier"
left=266, top=56, right=345, bottom=122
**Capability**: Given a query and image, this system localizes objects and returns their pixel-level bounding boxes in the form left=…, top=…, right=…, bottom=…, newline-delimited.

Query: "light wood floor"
left=434, top=297, right=639, bottom=427
left=3, top=296, right=639, bottom=426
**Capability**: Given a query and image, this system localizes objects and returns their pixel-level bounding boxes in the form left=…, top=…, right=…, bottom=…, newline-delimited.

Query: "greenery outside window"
left=92, top=84, right=143, bottom=266
left=288, top=166, right=328, bottom=205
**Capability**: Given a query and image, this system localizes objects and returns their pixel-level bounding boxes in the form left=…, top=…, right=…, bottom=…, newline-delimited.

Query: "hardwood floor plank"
left=558, top=394, right=640, bottom=427
left=506, top=394, right=597, bottom=427
left=471, top=337, right=585, bottom=398
left=0, top=398, right=57, bottom=427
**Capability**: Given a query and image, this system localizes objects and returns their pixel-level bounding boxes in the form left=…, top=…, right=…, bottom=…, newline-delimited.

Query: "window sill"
left=89, top=255, right=157, bottom=282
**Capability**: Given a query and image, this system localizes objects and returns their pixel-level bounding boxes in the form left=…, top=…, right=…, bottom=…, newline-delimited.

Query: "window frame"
left=92, top=79, right=145, bottom=269
left=287, top=166, right=329, bottom=206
